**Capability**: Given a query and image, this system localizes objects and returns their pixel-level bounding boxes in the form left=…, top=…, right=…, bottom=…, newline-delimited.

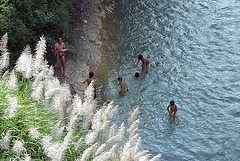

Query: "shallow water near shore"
left=95, top=0, right=240, bottom=160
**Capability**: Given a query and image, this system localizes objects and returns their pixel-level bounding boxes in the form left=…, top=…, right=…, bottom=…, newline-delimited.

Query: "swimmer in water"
left=118, top=77, right=128, bottom=94
left=167, top=101, right=178, bottom=118
left=136, top=54, right=149, bottom=74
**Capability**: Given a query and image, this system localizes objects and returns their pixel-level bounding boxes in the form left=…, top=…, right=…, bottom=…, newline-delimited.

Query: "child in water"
left=118, top=77, right=128, bottom=94
left=167, top=101, right=178, bottom=118
left=136, top=54, right=149, bottom=74
left=134, top=72, right=140, bottom=79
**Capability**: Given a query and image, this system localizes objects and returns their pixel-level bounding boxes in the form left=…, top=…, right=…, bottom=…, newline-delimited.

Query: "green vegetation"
left=0, top=0, right=75, bottom=64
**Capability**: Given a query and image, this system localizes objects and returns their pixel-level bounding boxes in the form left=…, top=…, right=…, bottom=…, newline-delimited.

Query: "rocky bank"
left=59, top=0, right=104, bottom=97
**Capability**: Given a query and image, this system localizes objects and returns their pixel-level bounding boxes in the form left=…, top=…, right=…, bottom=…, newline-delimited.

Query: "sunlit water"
left=95, top=0, right=240, bottom=160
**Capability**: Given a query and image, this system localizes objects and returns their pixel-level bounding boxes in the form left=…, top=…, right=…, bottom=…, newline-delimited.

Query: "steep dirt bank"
left=59, top=0, right=104, bottom=97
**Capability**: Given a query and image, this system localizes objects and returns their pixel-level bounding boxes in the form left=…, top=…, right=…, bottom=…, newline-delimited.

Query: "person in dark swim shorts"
left=136, top=54, right=149, bottom=74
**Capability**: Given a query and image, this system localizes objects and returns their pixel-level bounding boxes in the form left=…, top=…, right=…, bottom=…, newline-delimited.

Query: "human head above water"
left=138, top=54, right=143, bottom=60
left=89, top=71, right=94, bottom=78
left=118, top=77, right=123, bottom=81
left=170, top=101, right=175, bottom=105
left=135, top=72, right=140, bottom=78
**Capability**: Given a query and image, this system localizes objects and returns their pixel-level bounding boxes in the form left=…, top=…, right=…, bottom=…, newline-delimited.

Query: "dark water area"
left=95, top=0, right=240, bottom=160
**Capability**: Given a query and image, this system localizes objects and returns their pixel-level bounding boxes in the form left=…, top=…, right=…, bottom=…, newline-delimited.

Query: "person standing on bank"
left=55, top=37, right=67, bottom=77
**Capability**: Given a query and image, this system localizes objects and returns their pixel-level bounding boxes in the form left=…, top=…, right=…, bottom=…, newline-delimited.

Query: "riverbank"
left=60, top=0, right=104, bottom=97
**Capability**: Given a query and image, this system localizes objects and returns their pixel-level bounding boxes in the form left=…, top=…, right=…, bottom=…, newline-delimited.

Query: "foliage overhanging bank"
left=0, top=0, right=74, bottom=65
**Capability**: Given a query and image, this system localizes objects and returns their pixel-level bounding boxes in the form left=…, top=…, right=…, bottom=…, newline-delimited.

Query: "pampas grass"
left=0, top=131, right=11, bottom=150
left=0, top=34, right=162, bottom=161
left=15, top=45, right=33, bottom=78
left=0, top=33, right=10, bottom=72
left=6, top=70, right=17, bottom=91
left=12, top=140, right=25, bottom=154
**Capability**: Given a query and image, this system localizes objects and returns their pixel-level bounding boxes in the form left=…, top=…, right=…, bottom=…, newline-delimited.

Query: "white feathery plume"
left=129, top=128, right=138, bottom=140
left=100, top=120, right=110, bottom=131
left=47, top=65, right=54, bottom=80
left=108, top=105, right=118, bottom=120
left=85, top=131, right=98, bottom=145
left=74, top=137, right=84, bottom=150
left=102, top=101, right=114, bottom=122
left=82, top=82, right=96, bottom=116
left=33, top=36, right=46, bottom=75
left=80, top=147, right=92, bottom=161
left=59, top=83, right=71, bottom=103
left=7, top=70, right=17, bottom=91
left=2, top=70, right=9, bottom=79
left=118, top=122, right=125, bottom=140
left=42, top=135, right=52, bottom=153
left=106, top=135, right=120, bottom=145
left=91, top=142, right=100, bottom=152
left=138, top=154, right=151, bottom=161
left=32, top=70, right=45, bottom=89
left=128, top=107, right=139, bottom=123
left=24, top=153, right=31, bottom=161
left=84, top=81, right=94, bottom=100
left=45, top=142, right=62, bottom=160
left=149, top=154, right=162, bottom=161
left=133, top=150, right=150, bottom=161
left=132, top=137, right=142, bottom=156
left=0, top=33, right=10, bottom=71
left=0, top=33, right=8, bottom=51
left=68, top=95, right=83, bottom=130
left=120, top=141, right=132, bottom=161
left=80, top=143, right=99, bottom=161
left=4, top=95, right=20, bottom=118
left=28, top=126, right=40, bottom=139
left=31, top=81, right=43, bottom=101
left=58, top=129, right=73, bottom=160
left=42, top=130, right=73, bottom=161
left=95, top=143, right=106, bottom=156
left=15, top=45, right=33, bottom=78
left=109, top=144, right=118, bottom=157
left=13, top=140, right=25, bottom=154
left=127, top=119, right=140, bottom=134
left=108, top=124, right=117, bottom=138
left=51, top=121, right=64, bottom=140
left=0, top=131, right=11, bottom=149
left=129, top=133, right=140, bottom=145
left=92, top=109, right=103, bottom=131
left=93, top=152, right=112, bottom=161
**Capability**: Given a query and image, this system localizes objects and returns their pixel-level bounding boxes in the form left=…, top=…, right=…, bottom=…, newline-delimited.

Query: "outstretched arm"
left=167, top=105, right=170, bottom=113
left=82, top=79, right=87, bottom=84
left=136, top=60, right=140, bottom=67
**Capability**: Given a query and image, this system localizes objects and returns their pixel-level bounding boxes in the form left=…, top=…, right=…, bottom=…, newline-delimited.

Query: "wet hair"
left=89, top=71, right=94, bottom=78
left=170, top=101, right=175, bottom=105
left=135, top=72, right=140, bottom=78
left=138, top=54, right=143, bottom=60
left=118, top=77, right=123, bottom=81
left=58, top=37, right=63, bottom=41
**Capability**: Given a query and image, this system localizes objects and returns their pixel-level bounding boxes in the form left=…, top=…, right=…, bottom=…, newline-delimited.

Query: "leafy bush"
left=0, top=0, right=75, bottom=65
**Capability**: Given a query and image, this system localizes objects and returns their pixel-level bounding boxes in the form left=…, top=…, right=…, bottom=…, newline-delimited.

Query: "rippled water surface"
left=95, top=0, right=240, bottom=160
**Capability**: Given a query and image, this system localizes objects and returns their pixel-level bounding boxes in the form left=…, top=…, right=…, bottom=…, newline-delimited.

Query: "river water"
left=95, top=0, right=240, bottom=160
